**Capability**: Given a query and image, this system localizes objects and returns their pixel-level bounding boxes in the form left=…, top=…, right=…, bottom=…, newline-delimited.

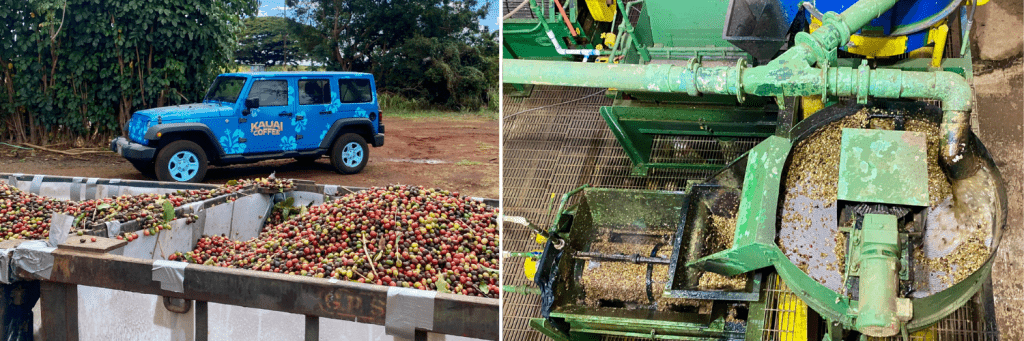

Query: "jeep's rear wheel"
left=330, top=133, right=368, bottom=174
left=155, top=140, right=208, bottom=183
left=129, top=160, right=156, bottom=179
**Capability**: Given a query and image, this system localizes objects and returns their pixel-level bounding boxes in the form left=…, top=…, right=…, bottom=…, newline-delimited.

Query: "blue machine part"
left=811, top=0, right=954, bottom=52
left=805, top=0, right=958, bottom=53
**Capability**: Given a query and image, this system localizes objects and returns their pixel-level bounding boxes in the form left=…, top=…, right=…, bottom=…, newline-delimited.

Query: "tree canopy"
left=235, top=16, right=306, bottom=67
left=0, top=0, right=257, bottom=143
left=285, top=0, right=497, bottom=110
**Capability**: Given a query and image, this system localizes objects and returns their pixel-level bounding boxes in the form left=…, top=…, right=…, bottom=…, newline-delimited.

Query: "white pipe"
left=546, top=30, right=601, bottom=57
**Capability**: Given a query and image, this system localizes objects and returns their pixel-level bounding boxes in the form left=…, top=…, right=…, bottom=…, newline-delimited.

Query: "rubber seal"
left=152, top=260, right=188, bottom=293
left=385, top=287, right=437, bottom=340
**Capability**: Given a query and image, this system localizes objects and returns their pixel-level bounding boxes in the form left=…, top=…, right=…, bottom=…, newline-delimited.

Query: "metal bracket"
left=162, top=296, right=192, bottom=314
left=857, top=60, right=871, bottom=104
left=734, top=58, right=746, bottom=104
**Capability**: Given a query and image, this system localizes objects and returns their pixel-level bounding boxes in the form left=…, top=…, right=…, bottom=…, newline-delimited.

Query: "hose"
left=503, top=0, right=531, bottom=20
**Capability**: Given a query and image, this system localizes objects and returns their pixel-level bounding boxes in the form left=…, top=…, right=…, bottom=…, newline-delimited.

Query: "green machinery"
left=503, top=0, right=1004, bottom=339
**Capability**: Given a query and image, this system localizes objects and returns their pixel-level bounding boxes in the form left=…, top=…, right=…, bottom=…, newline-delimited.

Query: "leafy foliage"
left=286, top=0, right=497, bottom=110
left=0, top=0, right=257, bottom=144
left=235, top=16, right=306, bottom=67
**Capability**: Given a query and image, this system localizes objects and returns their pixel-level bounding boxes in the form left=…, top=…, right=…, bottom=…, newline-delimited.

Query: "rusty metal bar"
left=17, top=247, right=498, bottom=340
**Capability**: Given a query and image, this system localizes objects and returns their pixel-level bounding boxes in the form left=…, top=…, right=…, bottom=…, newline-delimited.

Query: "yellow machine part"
left=601, top=32, right=616, bottom=48
left=523, top=250, right=543, bottom=280
left=801, top=95, right=824, bottom=118
left=775, top=276, right=808, bottom=341
left=809, top=16, right=907, bottom=58
left=928, top=24, right=949, bottom=67
left=585, top=0, right=616, bottom=22
left=773, top=274, right=944, bottom=341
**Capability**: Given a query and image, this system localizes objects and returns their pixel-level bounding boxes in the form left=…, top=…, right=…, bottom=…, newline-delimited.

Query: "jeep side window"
left=248, top=80, right=289, bottom=107
left=299, top=79, right=331, bottom=105
left=338, top=78, right=373, bottom=103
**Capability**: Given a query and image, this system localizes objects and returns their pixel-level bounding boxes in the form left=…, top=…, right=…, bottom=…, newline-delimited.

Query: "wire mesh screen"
left=503, top=86, right=614, bottom=341
left=504, top=0, right=540, bottom=19
left=502, top=0, right=645, bottom=23
left=760, top=274, right=807, bottom=341
left=649, top=135, right=763, bottom=167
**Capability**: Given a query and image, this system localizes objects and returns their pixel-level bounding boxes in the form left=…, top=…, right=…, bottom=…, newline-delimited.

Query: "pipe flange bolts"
left=857, top=59, right=871, bottom=104
left=735, top=58, right=746, bottom=104
left=685, top=56, right=702, bottom=97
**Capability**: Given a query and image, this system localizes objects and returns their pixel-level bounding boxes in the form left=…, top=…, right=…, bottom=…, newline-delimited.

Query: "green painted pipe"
left=503, top=0, right=977, bottom=178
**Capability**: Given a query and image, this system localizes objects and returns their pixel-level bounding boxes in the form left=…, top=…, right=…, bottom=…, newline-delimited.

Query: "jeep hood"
left=133, top=103, right=234, bottom=121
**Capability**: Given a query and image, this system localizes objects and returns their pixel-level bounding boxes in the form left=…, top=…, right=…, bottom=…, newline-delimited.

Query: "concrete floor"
left=970, top=0, right=1024, bottom=338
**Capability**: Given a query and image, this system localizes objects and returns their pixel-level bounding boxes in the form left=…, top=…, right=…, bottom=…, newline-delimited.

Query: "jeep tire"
left=155, top=140, right=208, bottom=183
left=330, top=133, right=368, bottom=174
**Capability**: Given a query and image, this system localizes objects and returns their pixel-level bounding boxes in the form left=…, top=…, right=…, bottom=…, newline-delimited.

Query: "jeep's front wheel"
left=330, top=133, right=368, bottom=174
left=155, top=140, right=208, bottom=183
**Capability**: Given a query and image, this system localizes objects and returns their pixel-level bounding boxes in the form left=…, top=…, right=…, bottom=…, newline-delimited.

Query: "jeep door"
left=244, top=78, right=296, bottom=153
left=296, top=78, right=333, bottom=150
left=335, top=76, right=378, bottom=134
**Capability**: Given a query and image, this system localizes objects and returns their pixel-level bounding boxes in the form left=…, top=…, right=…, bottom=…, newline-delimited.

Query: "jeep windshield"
left=203, top=76, right=247, bottom=104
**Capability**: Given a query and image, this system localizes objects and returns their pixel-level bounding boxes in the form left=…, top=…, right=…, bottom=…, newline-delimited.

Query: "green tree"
left=0, top=0, right=256, bottom=144
left=286, top=0, right=496, bottom=110
left=236, top=16, right=306, bottom=67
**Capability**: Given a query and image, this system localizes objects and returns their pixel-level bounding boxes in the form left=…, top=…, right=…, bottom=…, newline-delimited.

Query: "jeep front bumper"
left=110, top=137, right=156, bottom=162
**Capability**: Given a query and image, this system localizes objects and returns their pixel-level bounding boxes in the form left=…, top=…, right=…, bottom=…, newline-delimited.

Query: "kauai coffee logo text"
left=250, top=121, right=283, bottom=136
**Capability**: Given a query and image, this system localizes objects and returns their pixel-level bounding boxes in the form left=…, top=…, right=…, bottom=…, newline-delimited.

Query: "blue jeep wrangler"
left=111, top=72, right=384, bottom=182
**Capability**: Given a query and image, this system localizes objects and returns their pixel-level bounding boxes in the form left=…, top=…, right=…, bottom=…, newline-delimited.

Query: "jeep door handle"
left=279, top=112, right=293, bottom=117
left=319, top=111, right=332, bottom=115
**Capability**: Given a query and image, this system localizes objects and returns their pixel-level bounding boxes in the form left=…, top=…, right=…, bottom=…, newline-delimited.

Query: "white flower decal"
left=219, top=129, right=247, bottom=154
left=128, top=117, right=149, bottom=143
left=280, top=136, right=297, bottom=151
left=319, top=129, right=328, bottom=141
left=355, top=107, right=368, bottom=118
left=327, top=99, right=342, bottom=113
left=292, top=111, right=308, bottom=132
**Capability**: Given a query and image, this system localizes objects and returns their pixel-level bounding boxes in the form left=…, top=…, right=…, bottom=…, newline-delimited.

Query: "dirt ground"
left=970, top=0, right=1024, bottom=337
left=0, top=116, right=499, bottom=199
left=977, top=60, right=1024, bottom=340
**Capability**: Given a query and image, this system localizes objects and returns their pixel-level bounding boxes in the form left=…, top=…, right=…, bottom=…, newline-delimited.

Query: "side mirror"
left=245, top=98, right=260, bottom=109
